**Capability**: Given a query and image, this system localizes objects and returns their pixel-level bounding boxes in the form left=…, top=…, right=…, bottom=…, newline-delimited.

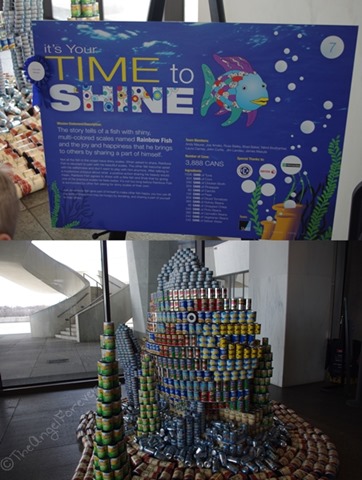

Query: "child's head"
left=0, top=169, right=20, bottom=240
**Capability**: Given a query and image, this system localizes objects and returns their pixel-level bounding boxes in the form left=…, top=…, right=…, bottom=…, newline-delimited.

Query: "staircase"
left=54, top=284, right=102, bottom=341
left=55, top=321, right=78, bottom=341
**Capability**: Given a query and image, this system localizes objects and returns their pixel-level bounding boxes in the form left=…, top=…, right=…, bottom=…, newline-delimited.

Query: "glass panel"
left=103, top=0, right=151, bottom=21
left=51, top=0, right=71, bottom=20
left=0, top=241, right=129, bottom=387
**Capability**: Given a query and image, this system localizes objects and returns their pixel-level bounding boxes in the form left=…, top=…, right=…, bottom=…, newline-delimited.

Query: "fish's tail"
left=201, top=64, right=215, bottom=117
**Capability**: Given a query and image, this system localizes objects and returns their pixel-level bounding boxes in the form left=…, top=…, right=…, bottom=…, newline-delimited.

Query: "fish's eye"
left=242, top=86, right=247, bottom=90
left=262, top=84, right=266, bottom=88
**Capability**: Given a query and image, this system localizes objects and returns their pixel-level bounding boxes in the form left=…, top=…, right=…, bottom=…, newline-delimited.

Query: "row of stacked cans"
left=94, top=322, right=131, bottom=480
left=136, top=355, right=161, bottom=435
left=148, top=309, right=257, bottom=324
left=152, top=296, right=252, bottom=312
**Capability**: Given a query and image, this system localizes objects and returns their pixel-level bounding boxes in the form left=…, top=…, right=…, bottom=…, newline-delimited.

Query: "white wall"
left=206, top=240, right=250, bottom=277
left=199, top=0, right=362, bottom=240
left=249, top=241, right=289, bottom=386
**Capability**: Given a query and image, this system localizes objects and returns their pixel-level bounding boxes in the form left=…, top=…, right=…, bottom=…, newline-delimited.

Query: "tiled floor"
left=0, top=383, right=361, bottom=479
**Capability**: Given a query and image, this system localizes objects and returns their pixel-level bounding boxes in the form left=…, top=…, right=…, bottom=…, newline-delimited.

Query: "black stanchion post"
left=209, top=0, right=226, bottom=22
left=100, top=240, right=112, bottom=323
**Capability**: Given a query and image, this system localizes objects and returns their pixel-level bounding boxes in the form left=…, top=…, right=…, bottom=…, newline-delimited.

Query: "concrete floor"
left=0, top=383, right=361, bottom=479
left=0, top=334, right=100, bottom=386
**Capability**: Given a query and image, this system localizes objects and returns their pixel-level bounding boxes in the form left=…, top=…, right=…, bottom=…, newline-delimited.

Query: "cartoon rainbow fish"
left=201, top=54, right=269, bottom=127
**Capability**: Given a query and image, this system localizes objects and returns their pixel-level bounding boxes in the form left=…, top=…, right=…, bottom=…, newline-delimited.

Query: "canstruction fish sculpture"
left=201, top=54, right=269, bottom=127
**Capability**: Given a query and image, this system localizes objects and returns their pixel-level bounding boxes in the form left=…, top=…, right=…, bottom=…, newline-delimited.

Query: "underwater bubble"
left=267, top=215, right=273, bottom=221
left=311, top=146, right=318, bottom=152
left=284, top=199, right=297, bottom=208
left=297, top=145, right=301, bottom=149
left=259, top=164, right=277, bottom=180
left=292, top=55, right=299, bottom=61
left=323, top=124, right=327, bottom=128
left=321, top=35, right=345, bottom=59
left=299, top=76, right=304, bottom=81
left=261, top=183, right=276, bottom=197
left=297, top=33, right=303, bottom=39
left=291, top=192, right=297, bottom=198
left=275, top=97, right=281, bottom=103
left=275, top=60, right=288, bottom=73
left=300, top=120, right=315, bottom=134
left=274, top=31, right=279, bottom=36
left=288, top=83, right=296, bottom=91
left=326, top=114, right=332, bottom=119
left=284, top=48, right=290, bottom=54
left=241, top=180, right=256, bottom=193
left=285, top=177, right=293, bottom=184
left=258, top=200, right=263, bottom=206
left=290, top=145, right=296, bottom=150
left=324, top=100, right=333, bottom=110
left=281, top=155, right=302, bottom=175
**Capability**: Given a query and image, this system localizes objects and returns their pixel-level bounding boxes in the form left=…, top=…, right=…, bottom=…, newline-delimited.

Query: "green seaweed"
left=319, top=226, right=332, bottom=240
left=50, top=181, right=61, bottom=228
left=304, top=136, right=342, bottom=240
left=64, top=221, right=80, bottom=229
left=247, top=177, right=263, bottom=237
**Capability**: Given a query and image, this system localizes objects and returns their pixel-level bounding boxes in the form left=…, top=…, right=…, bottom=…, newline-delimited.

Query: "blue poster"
left=30, top=21, right=358, bottom=239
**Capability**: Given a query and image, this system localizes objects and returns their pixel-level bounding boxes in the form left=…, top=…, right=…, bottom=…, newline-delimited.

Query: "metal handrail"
left=82, top=272, right=102, bottom=291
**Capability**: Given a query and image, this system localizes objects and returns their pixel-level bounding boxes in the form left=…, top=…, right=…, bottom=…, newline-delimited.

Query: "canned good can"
left=103, top=322, right=114, bottom=335
left=71, top=4, right=81, bottom=17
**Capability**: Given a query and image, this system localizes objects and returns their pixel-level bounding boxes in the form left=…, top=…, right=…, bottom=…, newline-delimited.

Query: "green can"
left=96, top=400, right=103, bottom=415
left=71, top=4, right=81, bottom=17
left=102, top=417, right=113, bottom=432
left=110, top=456, right=121, bottom=470
left=103, top=322, right=115, bottom=335
left=94, top=469, right=102, bottom=480
left=98, top=458, right=110, bottom=472
left=101, top=349, right=116, bottom=363
left=102, top=375, right=114, bottom=389
left=97, top=387, right=104, bottom=401
left=98, top=361, right=113, bottom=376
left=113, top=428, right=123, bottom=442
left=101, top=335, right=116, bottom=349
left=102, top=402, right=113, bottom=418
left=113, top=469, right=123, bottom=480
left=93, top=454, right=100, bottom=468
left=96, top=415, right=103, bottom=429
left=102, top=389, right=113, bottom=403
left=107, top=443, right=119, bottom=459
left=95, top=430, right=102, bottom=444
left=101, top=431, right=113, bottom=446
left=97, top=445, right=107, bottom=459
left=102, top=472, right=114, bottom=480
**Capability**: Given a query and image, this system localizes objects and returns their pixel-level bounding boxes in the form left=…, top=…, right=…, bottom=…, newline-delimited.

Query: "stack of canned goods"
left=115, top=324, right=141, bottom=409
left=94, top=322, right=131, bottom=480
left=0, top=11, right=15, bottom=52
left=137, top=355, right=161, bottom=435
left=156, top=248, right=220, bottom=292
left=1, top=0, right=43, bottom=90
left=145, top=248, right=274, bottom=440
left=69, top=0, right=99, bottom=20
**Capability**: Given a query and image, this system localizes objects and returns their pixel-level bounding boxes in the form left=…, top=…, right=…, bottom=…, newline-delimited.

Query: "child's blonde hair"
left=0, top=169, right=20, bottom=239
